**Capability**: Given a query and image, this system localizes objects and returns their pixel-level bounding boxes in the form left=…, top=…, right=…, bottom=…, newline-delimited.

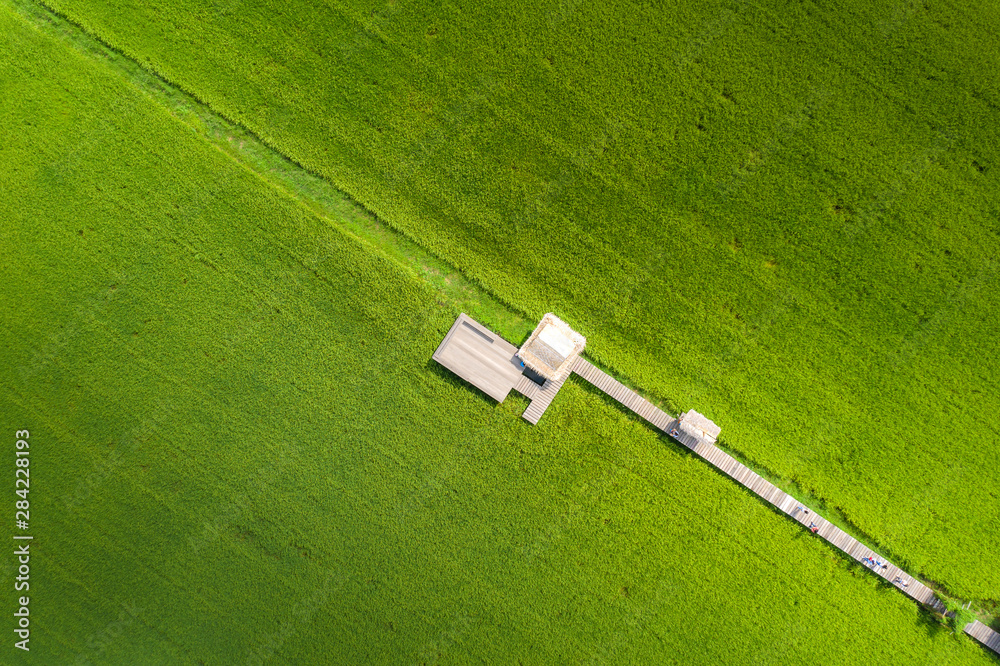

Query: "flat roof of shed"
left=431, top=313, right=524, bottom=402
left=679, top=410, right=722, bottom=441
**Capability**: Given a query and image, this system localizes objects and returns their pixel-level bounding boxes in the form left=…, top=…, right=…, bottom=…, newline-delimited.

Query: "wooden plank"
left=756, top=481, right=776, bottom=499
left=433, top=316, right=525, bottom=402
left=724, top=459, right=743, bottom=477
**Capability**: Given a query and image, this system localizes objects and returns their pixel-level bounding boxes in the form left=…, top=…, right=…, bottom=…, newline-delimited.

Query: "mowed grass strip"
left=0, top=4, right=996, bottom=663
left=34, top=0, right=1000, bottom=600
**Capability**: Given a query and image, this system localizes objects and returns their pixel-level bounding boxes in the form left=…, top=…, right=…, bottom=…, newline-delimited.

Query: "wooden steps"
left=521, top=373, right=569, bottom=424
left=513, top=374, right=541, bottom=400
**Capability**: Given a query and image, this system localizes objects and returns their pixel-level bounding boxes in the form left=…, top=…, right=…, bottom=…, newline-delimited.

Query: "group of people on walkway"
left=862, top=555, right=888, bottom=571
left=862, top=556, right=912, bottom=589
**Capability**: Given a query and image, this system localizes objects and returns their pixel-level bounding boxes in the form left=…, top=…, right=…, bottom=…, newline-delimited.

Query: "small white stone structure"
left=678, top=410, right=721, bottom=444
left=517, top=313, right=586, bottom=381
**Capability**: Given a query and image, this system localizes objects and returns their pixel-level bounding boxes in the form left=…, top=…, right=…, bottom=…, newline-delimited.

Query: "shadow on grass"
left=914, top=607, right=947, bottom=641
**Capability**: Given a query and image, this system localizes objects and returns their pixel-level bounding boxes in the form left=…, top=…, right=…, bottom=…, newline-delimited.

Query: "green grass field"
left=34, top=0, right=1000, bottom=603
left=2, top=0, right=998, bottom=663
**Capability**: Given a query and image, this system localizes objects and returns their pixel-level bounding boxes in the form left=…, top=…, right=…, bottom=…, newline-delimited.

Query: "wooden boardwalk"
left=433, top=316, right=992, bottom=651
left=569, top=356, right=950, bottom=616
left=965, top=621, right=1000, bottom=655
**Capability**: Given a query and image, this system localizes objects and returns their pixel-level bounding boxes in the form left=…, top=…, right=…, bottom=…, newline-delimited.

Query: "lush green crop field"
left=1, top=1, right=996, bottom=663
left=36, top=0, right=1000, bottom=602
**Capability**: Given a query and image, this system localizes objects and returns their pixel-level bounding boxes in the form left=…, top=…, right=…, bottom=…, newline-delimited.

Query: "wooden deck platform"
left=432, top=313, right=566, bottom=424
left=433, top=314, right=978, bottom=642
left=432, top=313, right=525, bottom=402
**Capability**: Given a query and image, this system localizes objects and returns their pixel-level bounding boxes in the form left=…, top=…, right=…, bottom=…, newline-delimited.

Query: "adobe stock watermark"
left=188, top=492, right=251, bottom=554
left=18, top=273, right=130, bottom=383
left=523, top=469, right=615, bottom=564
left=70, top=601, right=143, bottom=665
left=415, top=612, right=474, bottom=665
left=584, top=578, right=676, bottom=664
left=245, top=570, right=346, bottom=665
left=62, top=397, right=174, bottom=511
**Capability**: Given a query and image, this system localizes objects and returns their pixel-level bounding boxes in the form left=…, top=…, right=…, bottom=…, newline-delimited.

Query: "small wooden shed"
left=678, top=410, right=721, bottom=444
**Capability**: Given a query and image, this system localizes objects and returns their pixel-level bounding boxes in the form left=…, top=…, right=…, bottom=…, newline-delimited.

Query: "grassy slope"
left=0, top=3, right=995, bottom=664
left=35, top=0, right=1000, bottom=601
